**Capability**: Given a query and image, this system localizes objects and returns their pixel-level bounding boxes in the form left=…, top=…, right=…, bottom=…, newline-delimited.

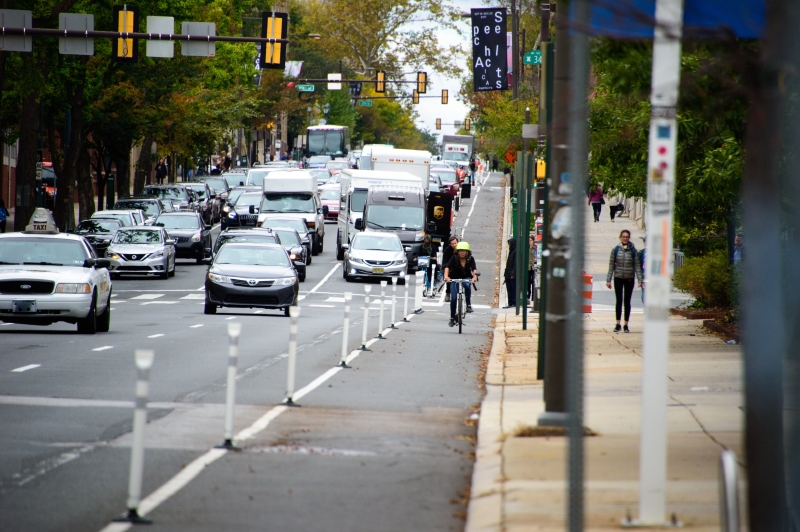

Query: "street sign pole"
left=635, top=0, right=684, bottom=525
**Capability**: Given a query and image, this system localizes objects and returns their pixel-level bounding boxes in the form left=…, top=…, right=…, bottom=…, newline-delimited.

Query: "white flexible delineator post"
left=376, top=280, right=387, bottom=339
left=389, top=276, right=398, bottom=328
left=284, top=306, right=300, bottom=406
left=339, top=292, right=353, bottom=368
left=360, top=285, right=372, bottom=350
left=217, top=322, right=242, bottom=451
left=414, top=271, right=424, bottom=313
left=403, top=274, right=410, bottom=321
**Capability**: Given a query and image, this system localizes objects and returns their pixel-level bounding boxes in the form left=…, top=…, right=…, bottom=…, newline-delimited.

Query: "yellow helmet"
left=456, top=242, right=470, bottom=251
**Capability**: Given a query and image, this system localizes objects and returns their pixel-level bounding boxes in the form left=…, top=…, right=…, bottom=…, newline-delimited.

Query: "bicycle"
left=420, top=256, right=443, bottom=298
left=449, top=279, right=472, bottom=334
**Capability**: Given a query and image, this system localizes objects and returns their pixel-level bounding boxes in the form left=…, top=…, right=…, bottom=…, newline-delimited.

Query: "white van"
left=369, top=148, right=431, bottom=192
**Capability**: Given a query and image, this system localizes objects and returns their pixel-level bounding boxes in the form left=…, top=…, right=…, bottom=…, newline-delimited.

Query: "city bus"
left=305, top=125, right=351, bottom=159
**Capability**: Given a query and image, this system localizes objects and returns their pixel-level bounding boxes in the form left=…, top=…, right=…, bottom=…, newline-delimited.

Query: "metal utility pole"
left=511, top=0, right=519, bottom=100
left=636, top=0, right=684, bottom=524
left=539, top=2, right=570, bottom=423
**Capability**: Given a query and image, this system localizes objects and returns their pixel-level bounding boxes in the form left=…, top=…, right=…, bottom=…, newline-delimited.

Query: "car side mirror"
left=354, top=218, right=363, bottom=230
left=210, top=193, right=216, bottom=199
left=322, top=205, right=329, bottom=215
left=342, top=244, right=350, bottom=250
left=205, top=224, right=212, bottom=231
left=166, top=239, right=177, bottom=246
left=249, top=205, right=255, bottom=214
left=96, top=258, right=111, bottom=269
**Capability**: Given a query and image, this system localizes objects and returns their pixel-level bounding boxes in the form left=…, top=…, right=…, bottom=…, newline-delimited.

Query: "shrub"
left=673, top=249, right=735, bottom=309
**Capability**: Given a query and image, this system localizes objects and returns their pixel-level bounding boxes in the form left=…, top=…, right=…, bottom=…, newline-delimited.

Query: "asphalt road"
left=0, top=171, right=504, bottom=532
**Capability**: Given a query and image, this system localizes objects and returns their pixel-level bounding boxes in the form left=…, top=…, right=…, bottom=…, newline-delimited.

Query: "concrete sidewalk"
left=465, top=194, right=744, bottom=531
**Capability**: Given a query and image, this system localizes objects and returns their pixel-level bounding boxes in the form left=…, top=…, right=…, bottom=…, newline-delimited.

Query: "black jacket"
left=442, top=245, right=456, bottom=267
left=505, top=238, right=517, bottom=279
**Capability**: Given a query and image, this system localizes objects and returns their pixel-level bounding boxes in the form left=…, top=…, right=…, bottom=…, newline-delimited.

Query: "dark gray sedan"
left=153, top=212, right=212, bottom=264
left=204, top=243, right=299, bottom=316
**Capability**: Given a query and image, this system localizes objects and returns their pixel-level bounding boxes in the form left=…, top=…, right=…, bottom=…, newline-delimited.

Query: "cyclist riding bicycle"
left=419, top=234, right=438, bottom=294
left=443, top=241, right=478, bottom=327
left=442, top=235, right=459, bottom=302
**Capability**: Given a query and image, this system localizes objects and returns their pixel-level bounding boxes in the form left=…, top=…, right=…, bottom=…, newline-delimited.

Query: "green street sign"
left=523, top=50, right=542, bottom=65
left=358, top=100, right=373, bottom=107
left=297, top=84, right=315, bottom=92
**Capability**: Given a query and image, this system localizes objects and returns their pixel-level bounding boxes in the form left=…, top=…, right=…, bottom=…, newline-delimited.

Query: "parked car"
left=257, top=217, right=314, bottom=265
left=106, top=226, right=176, bottom=279
left=142, top=185, right=196, bottom=212
left=113, top=197, right=165, bottom=221
left=91, top=210, right=138, bottom=227
left=153, top=211, right=212, bottom=264
left=318, top=186, right=340, bottom=222
left=73, top=218, right=123, bottom=257
left=204, top=242, right=299, bottom=316
left=342, top=232, right=407, bottom=283
left=184, top=182, right=220, bottom=224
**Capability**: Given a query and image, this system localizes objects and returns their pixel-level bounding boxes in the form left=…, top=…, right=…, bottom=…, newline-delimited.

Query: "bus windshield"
left=307, top=129, right=347, bottom=157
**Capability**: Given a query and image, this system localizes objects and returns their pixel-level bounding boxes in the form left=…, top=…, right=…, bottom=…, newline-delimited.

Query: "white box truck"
left=369, top=148, right=431, bottom=192
left=336, top=169, right=425, bottom=260
left=358, top=144, right=393, bottom=170
left=257, top=169, right=327, bottom=255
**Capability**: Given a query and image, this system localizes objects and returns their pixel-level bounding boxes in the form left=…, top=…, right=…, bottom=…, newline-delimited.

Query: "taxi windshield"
left=0, top=238, right=89, bottom=266
left=113, top=229, right=163, bottom=244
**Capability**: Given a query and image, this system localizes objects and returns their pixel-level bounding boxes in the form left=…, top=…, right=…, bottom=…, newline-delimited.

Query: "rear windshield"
left=92, top=213, right=132, bottom=226
left=236, top=193, right=263, bottom=207
left=224, top=174, right=248, bottom=188
left=276, top=230, right=300, bottom=246
left=144, top=187, right=188, bottom=201
left=155, top=215, right=200, bottom=229
left=76, top=220, right=120, bottom=234
left=115, top=200, right=159, bottom=216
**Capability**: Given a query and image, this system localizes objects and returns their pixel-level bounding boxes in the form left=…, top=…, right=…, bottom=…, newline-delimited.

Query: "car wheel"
left=168, top=260, right=176, bottom=277
left=318, top=236, right=324, bottom=252
left=306, top=248, right=312, bottom=265
left=299, top=270, right=306, bottom=282
left=204, top=296, right=217, bottom=315
left=196, top=257, right=204, bottom=265
left=110, top=272, right=120, bottom=280
left=336, top=234, right=344, bottom=261
left=311, top=237, right=320, bottom=256
left=97, top=291, right=111, bottom=333
left=284, top=306, right=291, bottom=317
left=77, top=294, right=98, bottom=334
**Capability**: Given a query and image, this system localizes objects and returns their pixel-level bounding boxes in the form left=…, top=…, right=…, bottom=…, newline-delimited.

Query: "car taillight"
left=306, top=221, right=316, bottom=228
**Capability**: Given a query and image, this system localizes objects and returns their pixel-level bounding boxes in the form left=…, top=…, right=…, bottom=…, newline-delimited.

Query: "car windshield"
left=113, top=229, right=163, bottom=244
left=186, top=185, right=207, bottom=199
left=309, top=155, right=332, bottom=165
left=309, top=169, right=330, bottom=181
left=365, top=205, right=425, bottom=231
left=144, top=187, right=188, bottom=201
left=350, top=190, right=368, bottom=212
left=214, top=246, right=290, bottom=267
left=261, top=193, right=314, bottom=213
left=227, top=187, right=256, bottom=205
left=429, top=174, right=443, bottom=186
left=276, top=230, right=300, bottom=246
left=436, top=170, right=458, bottom=183
left=236, top=193, right=263, bottom=207
left=156, top=215, right=200, bottom=229
left=320, top=189, right=339, bottom=200
left=115, top=200, right=159, bottom=216
left=352, top=235, right=403, bottom=252
left=0, top=238, right=89, bottom=266
left=205, top=178, right=227, bottom=193
left=260, top=219, right=307, bottom=235
left=75, top=220, right=120, bottom=234
left=216, top=234, right=277, bottom=252
left=325, top=162, right=348, bottom=170
left=92, top=213, right=132, bottom=226
left=224, top=174, right=248, bottom=188
left=245, top=170, right=274, bottom=187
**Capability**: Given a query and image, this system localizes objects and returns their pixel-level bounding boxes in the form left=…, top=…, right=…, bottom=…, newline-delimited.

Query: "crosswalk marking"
left=180, top=294, right=206, bottom=300
left=130, top=294, right=164, bottom=300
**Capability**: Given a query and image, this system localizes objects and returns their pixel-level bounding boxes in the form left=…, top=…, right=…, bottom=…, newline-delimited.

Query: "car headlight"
left=152, top=250, right=165, bottom=258
left=279, top=276, right=297, bottom=285
left=56, top=283, right=91, bottom=293
left=415, top=231, right=425, bottom=242
left=208, top=272, right=231, bottom=284
left=289, top=253, right=297, bottom=260
left=349, top=257, right=365, bottom=265
left=228, top=212, right=237, bottom=219
left=108, top=253, right=121, bottom=260
left=191, top=233, right=202, bottom=242
left=393, top=259, right=408, bottom=266
left=222, top=205, right=231, bottom=213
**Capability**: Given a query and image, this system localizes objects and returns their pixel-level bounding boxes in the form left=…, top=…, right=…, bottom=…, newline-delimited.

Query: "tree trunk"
left=133, top=135, right=152, bottom=195
left=51, top=104, right=84, bottom=231
left=78, top=142, right=94, bottom=220
left=14, top=93, right=38, bottom=231
left=114, top=152, right=130, bottom=199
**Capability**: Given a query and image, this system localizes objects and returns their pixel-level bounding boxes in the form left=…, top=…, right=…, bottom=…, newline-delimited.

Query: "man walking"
left=154, top=158, right=168, bottom=184
left=504, top=237, right=517, bottom=308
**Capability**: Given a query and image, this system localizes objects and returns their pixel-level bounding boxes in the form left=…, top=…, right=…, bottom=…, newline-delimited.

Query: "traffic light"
left=261, top=11, right=288, bottom=69
left=112, top=5, right=139, bottom=63
left=464, top=118, right=471, bottom=131
left=412, top=89, right=419, bottom=104
left=417, top=71, right=427, bottom=94
left=375, top=70, right=386, bottom=93
left=436, top=118, right=441, bottom=130
left=441, top=89, right=448, bottom=104
left=536, top=158, right=546, bottom=180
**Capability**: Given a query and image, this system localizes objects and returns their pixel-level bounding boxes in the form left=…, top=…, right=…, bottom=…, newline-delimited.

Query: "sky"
left=413, top=1, right=475, bottom=145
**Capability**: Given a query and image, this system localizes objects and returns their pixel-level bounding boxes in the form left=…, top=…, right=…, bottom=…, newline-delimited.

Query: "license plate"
left=13, top=300, right=36, bottom=314
left=372, top=268, right=385, bottom=274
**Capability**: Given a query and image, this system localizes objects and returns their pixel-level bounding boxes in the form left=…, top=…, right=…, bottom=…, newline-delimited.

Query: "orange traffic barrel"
left=583, top=273, right=593, bottom=313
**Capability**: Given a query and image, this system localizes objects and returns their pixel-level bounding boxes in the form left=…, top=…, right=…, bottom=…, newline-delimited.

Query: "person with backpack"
left=606, top=229, right=643, bottom=332
left=469, top=157, right=477, bottom=186
left=0, top=198, right=7, bottom=233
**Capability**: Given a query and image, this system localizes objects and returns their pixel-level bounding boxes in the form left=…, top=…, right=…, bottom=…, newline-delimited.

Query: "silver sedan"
left=107, top=227, right=176, bottom=279
left=342, top=232, right=407, bottom=283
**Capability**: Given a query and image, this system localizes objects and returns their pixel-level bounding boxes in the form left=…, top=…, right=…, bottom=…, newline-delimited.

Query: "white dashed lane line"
left=11, top=364, right=40, bottom=373
left=92, top=346, right=113, bottom=352
left=190, top=324, right=204, bottom=328
left=147, top=334, right=165, bottom=339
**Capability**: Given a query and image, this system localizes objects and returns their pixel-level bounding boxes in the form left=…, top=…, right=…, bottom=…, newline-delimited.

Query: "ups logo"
left=433, top=206, right=445, bottom=220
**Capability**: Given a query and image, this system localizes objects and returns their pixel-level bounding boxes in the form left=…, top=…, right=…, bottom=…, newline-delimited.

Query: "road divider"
left=360, top=286, right=372, bottom=351
left=403, top=275, right=410, bottom=322
left=414, top=271, right=424, bottom=313
left=216, top=322, right=242, bottom=451
left=338, top=292, right=353, bottom=368
left=282, top=306, right=300, bottom=406
left=113, top=349, right=154, bottom=525
left=389, top=277, right=398, bottom=329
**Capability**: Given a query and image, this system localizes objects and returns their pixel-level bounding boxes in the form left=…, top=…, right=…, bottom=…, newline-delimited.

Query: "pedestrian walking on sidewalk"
left=442, top=235, right=459, bottom=302
left=588, top=184, right=604, bottom=222
left=606, top=229, right=643, bottom=333
left=504, top=237, right=517, bottom=308
left=527, top=234, right=536, bottom=304
left=608, top=192, right=622, bottom=222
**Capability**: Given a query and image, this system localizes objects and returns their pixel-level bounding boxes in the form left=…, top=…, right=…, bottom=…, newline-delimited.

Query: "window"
left=276, top=230, right=300, bottom=246
left=260, top=194, right=314, bottom=213
left=155, top=215, right=200, bottom=229
left=365, top=205, right=424, bottom=231
left=0, top=238, right=89, bottom=266
left=352, top=234, right=402, bottom=252
left=235, top=193, right=263, bottom=207
left=320, top=189, right=339, bottom=201
left=350, top=190, right=368, bottom=213
left=113, top=230, right=163, bottom=244
left=215, top=246, right=290, bottom=267
left=75, top=220, right=120, bottom=234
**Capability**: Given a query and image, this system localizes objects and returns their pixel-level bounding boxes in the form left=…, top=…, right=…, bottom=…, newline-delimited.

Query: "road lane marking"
left=308, top=263, right=341, bottom=294
left=11, top=364, right=40, bottom=373
left=129, top=294, right=164, bottom=300
left=309, top=304, right=335, bottom=308
left=140, top=301, right=178, bottom=305
left=180, top=294, right=205, bottom=300
left=147, top=334, right=164, bottom=338
left=92, top=346, right=113, bottom=352
left=324, top=297, right=345, bottom=302
left=225, top=317, right=237, bottom=320
left=467, top=190, right=480, bottom=218
left=464, top=218, right=470, bottom=227
left=190, top=324, right=204, bottom=328
left=254, top=310, right=264, bottom=314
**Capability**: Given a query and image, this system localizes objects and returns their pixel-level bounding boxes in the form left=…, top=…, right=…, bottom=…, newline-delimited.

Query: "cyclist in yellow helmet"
left=443, top=241, right=478, bottom=327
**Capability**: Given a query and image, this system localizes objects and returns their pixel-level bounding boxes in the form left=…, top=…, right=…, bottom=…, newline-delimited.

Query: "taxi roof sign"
left=25, top=208, right=59, bottom=234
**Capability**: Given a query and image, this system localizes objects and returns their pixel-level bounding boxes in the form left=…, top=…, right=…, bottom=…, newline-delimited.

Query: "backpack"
left=612, top=243, right=637, bottom=263
left=0, top=207, right=6, bottom=222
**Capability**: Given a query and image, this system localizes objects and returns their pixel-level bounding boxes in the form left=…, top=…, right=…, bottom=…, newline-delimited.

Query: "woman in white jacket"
left=607, top=192, right=623, bottom=222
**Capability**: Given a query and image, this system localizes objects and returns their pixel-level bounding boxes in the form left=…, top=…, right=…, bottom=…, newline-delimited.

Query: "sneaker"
left=445, top=293, right=451, bottom=302
left=449, top=318, right=456, bottom=327
left=623, top=325, right=630, bottom=333
left=466, top=305, right=474, bottom=313
left=614, top=324, right=621, bottom=333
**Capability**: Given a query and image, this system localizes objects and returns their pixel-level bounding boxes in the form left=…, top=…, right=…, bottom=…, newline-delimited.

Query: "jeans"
left=527, top=270, right=536, bottom=300
left=505, top=277, right=516, bottom=307
left=614, top=277, right=635, bottom=322
left=470, top=170, right=476, bottom=185
left=591, top=202, right=602, bottom=221
left=610, top=205, right=621, bottom=220
left=449, top=281, right=472, bottom=318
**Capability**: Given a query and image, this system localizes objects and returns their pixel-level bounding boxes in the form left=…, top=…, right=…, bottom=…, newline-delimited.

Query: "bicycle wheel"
left=457, top=289, right=464, bottom=334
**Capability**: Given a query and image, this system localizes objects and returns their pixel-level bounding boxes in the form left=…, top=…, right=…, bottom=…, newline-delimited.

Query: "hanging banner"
left=471, top=7, right=508, bottom=92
